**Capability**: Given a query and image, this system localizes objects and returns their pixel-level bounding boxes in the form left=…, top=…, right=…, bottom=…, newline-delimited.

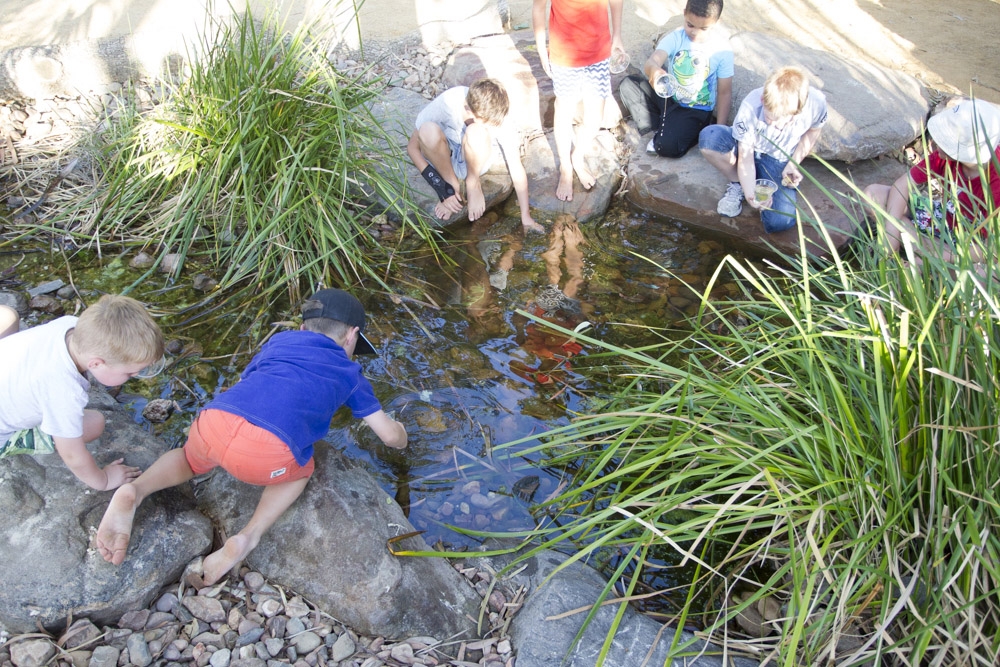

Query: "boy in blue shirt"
left=618, top=0, right=733, bottom=157
left=96, top=289, right=407, bottom=585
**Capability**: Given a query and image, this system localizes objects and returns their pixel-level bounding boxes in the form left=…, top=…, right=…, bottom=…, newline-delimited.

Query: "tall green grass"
left=53, top=5, right=436, bottom=311
left=503, top=161, right=1000, bottom=665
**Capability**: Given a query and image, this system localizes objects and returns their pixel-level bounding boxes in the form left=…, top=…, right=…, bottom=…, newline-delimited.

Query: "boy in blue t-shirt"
left=618, top=0, right=733, bottom=157
left=95, top=289, right=407, bottom=585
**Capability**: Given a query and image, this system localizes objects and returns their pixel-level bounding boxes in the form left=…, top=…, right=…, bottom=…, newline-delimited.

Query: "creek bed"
left=1, top=200, right=750, bottom=615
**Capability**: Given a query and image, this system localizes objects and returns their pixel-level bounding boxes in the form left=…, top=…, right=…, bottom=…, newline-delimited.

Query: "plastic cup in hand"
left=754, top=179, right=778, bottom=204
left=653, top=73, right=676, bottom=98
left=609, top=50, right=630, bottom=74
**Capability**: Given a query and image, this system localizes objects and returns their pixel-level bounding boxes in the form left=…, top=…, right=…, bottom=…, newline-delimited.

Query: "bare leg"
left=571, top=95, right=603, bottom=192
left=554, top=97, right=578, bottom=201
left=96, top=448, right=196, bottom=565
left=462, top=123, right=493, bottom=222
left=202, top=477, right=310, bottom=585
left=409, top=124, right=463, bottom=219
left=700, top=147, right=739, bottom=182
left=0, top=306, right=19, bottom=339
left=82, top=409, right=106, bottom=442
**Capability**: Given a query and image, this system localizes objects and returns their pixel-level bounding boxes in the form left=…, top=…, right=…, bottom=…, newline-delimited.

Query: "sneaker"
left=646, top=138, right=655, bottom=153
left=717, top=182, right=744, bottom=217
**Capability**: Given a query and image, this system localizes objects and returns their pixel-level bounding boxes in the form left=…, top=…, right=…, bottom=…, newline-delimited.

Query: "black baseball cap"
left=301, top=289, right=377, bottom=355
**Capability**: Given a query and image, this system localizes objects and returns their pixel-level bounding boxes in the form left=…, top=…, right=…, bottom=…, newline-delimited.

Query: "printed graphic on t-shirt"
left=670, top=49, right=711, bottom=107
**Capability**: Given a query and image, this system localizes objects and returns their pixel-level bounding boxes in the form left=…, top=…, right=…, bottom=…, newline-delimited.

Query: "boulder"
left=194, top=444, right=482, bottom=642
left=727, top=32, right=929, bottom=162
left=0, top=388, right=213, bottom=634
left=514, top=131, right=622, bottom=224
left=625, top=142, right=909, bottom=258
left=489, top=548, right=759, bottom=667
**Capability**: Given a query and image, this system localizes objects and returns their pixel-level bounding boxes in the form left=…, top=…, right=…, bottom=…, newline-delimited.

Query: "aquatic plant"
left=52, top=4, right=437, bottom=310
left=502, top=157, right=1000, bottom=665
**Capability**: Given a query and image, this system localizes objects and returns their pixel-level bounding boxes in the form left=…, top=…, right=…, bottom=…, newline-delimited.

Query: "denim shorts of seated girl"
left=699, top=124, right=800, bottom=234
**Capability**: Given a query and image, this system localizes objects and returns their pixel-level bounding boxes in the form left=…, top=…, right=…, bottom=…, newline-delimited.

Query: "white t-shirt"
left=0, top=316, right=90, bottom=444
left=731, top=86, right=828, bottom=160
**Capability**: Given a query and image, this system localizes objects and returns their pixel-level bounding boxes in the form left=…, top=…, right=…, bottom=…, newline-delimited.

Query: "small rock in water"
left=130, top=252, right=155, bottom=269
left=27, top=279, right=65, bottom=297
left=29, top=294, right=63, bottom=315
left=192, top=273, right=218, bottom=292
left=165, top=338, right=185, bottom=355
left=159, top=253, right=183, bottom=276
left=142, top=399, right=178, bottom=423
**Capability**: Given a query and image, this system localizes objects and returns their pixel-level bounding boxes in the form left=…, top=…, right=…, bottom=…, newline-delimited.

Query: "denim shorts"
left=699, top=124, right=799, bottom=234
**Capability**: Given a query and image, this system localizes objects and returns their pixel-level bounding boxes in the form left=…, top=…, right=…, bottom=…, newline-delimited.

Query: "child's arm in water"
left=364, top=410, right=408, bottom=449
left=53, top=435, right=141, bottom=490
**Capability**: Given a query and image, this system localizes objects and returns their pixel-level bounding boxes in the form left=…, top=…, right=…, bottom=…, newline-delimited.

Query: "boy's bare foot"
left=556, top=168, right=575, bottom=202
left=202, top=534, right=254, bottom=585
left=571, top=152, right=596, bottom=191
left=96, top=483, right=139, bottom=565
left=467, top=185, right=486, bottom=221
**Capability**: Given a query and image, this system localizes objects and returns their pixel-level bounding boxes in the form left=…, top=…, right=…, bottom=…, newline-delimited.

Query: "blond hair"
left=762, top=66, right=811, bottom=118
left=466, top=78, right=510, bottom=127
left=73, top=295, right=164, bottom=365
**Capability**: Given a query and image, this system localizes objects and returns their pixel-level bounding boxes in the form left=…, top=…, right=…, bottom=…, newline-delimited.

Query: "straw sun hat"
left=926, top=99, right=1000, bottom=164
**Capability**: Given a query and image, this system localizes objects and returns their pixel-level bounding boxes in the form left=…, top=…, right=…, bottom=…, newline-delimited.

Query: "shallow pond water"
left=1, top=200, right=745, bottom=614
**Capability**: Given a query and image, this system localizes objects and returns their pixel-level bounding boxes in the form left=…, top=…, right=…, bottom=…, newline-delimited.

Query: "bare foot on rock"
left=202, top=534, right=255, bottom=585
left=556, top=168, right=575, bottom=202
left=96, top=483, right=139, bottom=565
left=571, top=152, right=595, bottom=191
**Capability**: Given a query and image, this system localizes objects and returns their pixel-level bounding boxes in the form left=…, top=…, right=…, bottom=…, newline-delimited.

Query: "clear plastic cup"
left=754, top=179, right=778, bottom=204
left=653, top=72, right=676, bottom=98
left=609, top=50, right=630, bottom=74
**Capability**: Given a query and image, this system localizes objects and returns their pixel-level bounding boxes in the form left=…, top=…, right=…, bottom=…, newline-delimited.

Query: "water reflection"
left=332, top=202, right=737, bottom=549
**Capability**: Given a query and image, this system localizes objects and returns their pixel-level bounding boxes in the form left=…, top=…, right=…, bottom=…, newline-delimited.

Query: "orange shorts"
left=183, top=409, right=314, bottom=486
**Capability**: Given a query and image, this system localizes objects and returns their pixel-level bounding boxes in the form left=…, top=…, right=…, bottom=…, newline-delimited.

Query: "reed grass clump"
left=506, top=166, right=1000, bottom=665
left=56, top=7, right=435, bottom=309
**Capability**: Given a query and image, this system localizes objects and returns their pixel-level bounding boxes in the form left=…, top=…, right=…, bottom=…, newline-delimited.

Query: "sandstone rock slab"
left=0, top=389, right=213, bottom=634
left=625, top=142, right=909, bottom=259
left=727, top=32, right=929, bottom=162
left=194, top=444, right=482, bottom=641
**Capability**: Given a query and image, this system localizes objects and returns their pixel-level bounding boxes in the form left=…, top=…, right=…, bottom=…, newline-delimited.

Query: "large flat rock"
left=625, top=143, right=909, bottom=258
left=727, top=32, right=930, bottom=162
